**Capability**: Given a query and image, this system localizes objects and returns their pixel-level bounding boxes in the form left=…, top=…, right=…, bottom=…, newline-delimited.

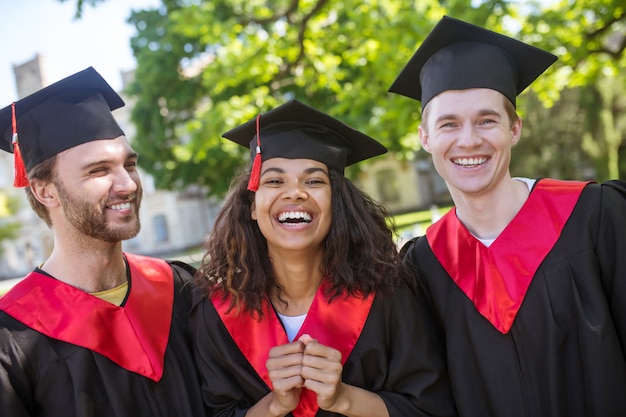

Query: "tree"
left=122, top=0, right=535, bottom=196
left=123, top=0, right=448, bottom=196
left=65, top=0, right=626, bottom=195
left=520, top=0, right=626, bottom=182
left=511, top=88, right=596, bottom=180
left=579, top=77, right=626, bottom=181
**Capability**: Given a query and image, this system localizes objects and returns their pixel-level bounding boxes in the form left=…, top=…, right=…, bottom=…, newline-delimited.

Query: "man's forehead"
left=430, top=89, right=506, bottom=110
left=57, top=135, right=133, bottom=162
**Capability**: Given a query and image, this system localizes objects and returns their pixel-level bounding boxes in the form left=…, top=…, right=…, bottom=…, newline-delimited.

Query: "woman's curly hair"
left=195, top=165, right=413, bottom=318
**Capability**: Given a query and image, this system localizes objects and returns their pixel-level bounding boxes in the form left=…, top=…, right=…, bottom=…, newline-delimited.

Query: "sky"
left=0, top=0, right=161, bottom=104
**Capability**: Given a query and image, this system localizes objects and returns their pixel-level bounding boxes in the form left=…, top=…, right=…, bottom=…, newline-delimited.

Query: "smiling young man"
left=389, top=16, right=626, bottom=417
left=0, top=67, right=206, bottom=416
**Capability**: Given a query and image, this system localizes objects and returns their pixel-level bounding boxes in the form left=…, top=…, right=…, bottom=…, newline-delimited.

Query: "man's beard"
left=55, top=180, right=142, bottom=243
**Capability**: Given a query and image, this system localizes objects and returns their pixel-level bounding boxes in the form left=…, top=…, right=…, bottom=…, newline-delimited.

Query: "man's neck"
left=452, top=178, right=531, bottom=240
left=41, top=241, right=127, bottom=293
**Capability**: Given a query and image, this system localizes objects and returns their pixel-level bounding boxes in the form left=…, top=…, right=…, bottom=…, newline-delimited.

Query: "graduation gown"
left=190, top=280, right=457, bottom=417
left=402, top=179, right=626, bottom=417
left=0, top=253, right=206, bottom=417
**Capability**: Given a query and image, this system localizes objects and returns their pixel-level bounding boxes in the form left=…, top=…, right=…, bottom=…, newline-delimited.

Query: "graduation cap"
left=388, top=16, right=557, bottom=108
left=0, top=66, right=125, bottom=187
left=222, top=99, right=387, bottom=191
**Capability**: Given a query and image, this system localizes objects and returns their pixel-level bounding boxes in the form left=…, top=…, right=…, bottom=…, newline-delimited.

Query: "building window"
left=153, top=214, right=169, bottom=243
left=375, top=168, right=400, bottom=204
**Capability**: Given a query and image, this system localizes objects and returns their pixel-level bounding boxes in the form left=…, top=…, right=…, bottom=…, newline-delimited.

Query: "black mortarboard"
left=388, top=16, right=557, bottom=108
left=0, top=66, right=125, bottom=187
left=222, top=99, right=387, bottom=191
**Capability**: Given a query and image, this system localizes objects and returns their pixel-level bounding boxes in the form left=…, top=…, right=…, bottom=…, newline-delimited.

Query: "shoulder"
left=368, top=278, right=423, bottom=330
left=600, top=179, right=626, bottom=197
left=399, top=234, right=431, bottom=262
left=0, top=310, right=40, bottom=353
left=541, top=178, right=626, bottom=199
left=595, top=180, right=626, bottom=226
left=165, top=260, right=200, bottom=305
left=0, top=310, right=26, bottom=332
left=575, top=179, right=626, bottom=211
left=168, top=260, right=197, bottom=282
left=399, top=236, right=419, bottom=258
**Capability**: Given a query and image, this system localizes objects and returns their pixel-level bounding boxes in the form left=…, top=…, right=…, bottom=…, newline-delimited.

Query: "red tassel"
left=13, top=141, right=29, bottom=187
left=247, top=149, right=262, bottom=191
left=246, top=114, right=262, bottom=192
left=11, top=102, right=29, bottom=187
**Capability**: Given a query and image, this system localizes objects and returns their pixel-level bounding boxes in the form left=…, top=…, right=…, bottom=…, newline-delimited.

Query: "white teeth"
left=453, top=157, right=488, bottom=167
left=278, top=211, right=312, bottom=223
left=110, top=202, right=131, bottom=210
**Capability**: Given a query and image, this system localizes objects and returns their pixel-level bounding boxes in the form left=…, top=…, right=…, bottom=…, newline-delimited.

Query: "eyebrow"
left=434, top=108, right=502, bottom=124
left=434, top=114, right=456, bottom=125
left=260, top=166, right=329, bottom=176
left=80, top=151, right=138, bottom=171
left=476, top=108, right=502, bottom=118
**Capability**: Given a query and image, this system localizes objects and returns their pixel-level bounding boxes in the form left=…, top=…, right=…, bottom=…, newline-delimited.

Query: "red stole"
left=0, top=253, right=173, bottom=381
left=427, top=179, right=590, bottom=334
left=212, top=280, right=374, bottom=417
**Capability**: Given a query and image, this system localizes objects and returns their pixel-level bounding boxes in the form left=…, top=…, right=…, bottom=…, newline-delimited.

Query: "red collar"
left=212, top=280, right=374, bottom=417
left=427, top=179, right=590, bottom=334
left=0, top=253, right=173, bottom=381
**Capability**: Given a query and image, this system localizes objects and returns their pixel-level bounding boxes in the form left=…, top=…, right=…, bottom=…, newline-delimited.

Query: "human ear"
left=30, top=179, right=60, bottom=208
left=250, top=200, right=257, bottom=220
left=419, top=125, right=432, bottom=153
left=511, top=117, right=523, bottom=146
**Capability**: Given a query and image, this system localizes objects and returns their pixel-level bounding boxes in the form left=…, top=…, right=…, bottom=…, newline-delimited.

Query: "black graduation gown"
left=0, top=254, right=206, bottom=417
left=190, top=280, right=457, bottom=417
left=402, top=179, right=626, bottom=417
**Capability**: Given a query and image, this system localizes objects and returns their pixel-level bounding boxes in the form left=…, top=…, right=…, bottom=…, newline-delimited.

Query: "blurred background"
left=1, top=0, right=624, bottom=287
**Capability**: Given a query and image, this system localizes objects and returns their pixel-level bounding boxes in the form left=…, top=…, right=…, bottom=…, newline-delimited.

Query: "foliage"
left=58, top=0, right=109, bottom=18
left=67, top=0, right=626, bottom=196
left=523, top=0, right=625, bottom=89
left=520, top=0, right=626, bottom=182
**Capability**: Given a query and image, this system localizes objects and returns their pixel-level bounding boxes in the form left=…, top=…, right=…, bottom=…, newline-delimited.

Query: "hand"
left=265, top=340, right=306, bottom=414
left=298, top=334, right=345, bottom=412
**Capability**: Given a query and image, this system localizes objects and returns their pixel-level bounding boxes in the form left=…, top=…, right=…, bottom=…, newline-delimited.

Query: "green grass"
left=391, top=205, right=452, bottom=233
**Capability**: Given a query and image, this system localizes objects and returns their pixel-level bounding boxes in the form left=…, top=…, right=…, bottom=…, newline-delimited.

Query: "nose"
left=112, top=167, right=139, bottom=195
left=284, top=181, right=307, bottom=200
left=457, top=123, right=483, bottom=148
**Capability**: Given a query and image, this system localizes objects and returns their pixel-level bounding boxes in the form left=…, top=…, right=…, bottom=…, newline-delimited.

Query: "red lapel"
left=212, top=279, right=374, bottom=417
left=0, top=253, right=173, bottom=381
left=427, top=179, right=590, bottom=334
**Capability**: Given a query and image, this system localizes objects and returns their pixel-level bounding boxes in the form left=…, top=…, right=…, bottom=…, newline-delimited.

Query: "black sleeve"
left=372, top=282, right=457, bottom=417
left=190, top=296, right=259, bottom=417
left=0, top=315, right=35, bottom=417
left=596, top=180, right=626, bottom=350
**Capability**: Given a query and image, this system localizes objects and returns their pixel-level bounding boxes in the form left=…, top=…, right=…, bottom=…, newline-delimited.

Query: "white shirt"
left=277, top=313, right=307, bottom=342
left=474, top=177, right=536, bottom=247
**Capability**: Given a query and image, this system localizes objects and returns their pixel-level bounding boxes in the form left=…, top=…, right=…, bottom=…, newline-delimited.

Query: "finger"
left=298, top=333, right=318, bottom=344
left=266, top=352, right=304, bottom=375
left=303, top=342, right=342, bottom=363
left=301, top=359, right=343, bottom=384
left=303, top=377, right=339, bottom=398
left=271, top=374, right=305, bottom=393
left=270, top=386, right=302, bottom=414
left=269, top=340, right=305, bottom=358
